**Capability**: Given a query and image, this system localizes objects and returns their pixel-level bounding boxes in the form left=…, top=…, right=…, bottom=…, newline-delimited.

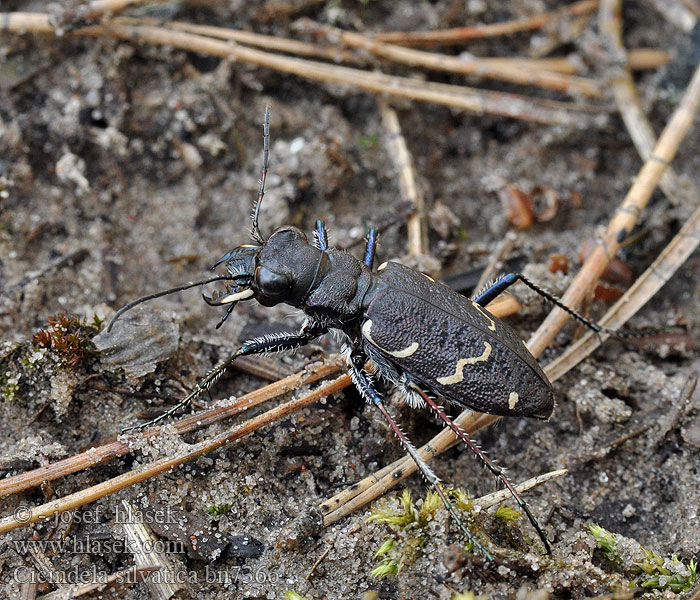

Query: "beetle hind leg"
left=346, top=352, right=493, bottom=561
left=411, top=384, right=552, bottom=555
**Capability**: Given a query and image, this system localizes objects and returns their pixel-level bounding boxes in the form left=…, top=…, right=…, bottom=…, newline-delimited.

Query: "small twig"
left=545, top=180, right=700, bottom=381
left=120, top=500, right=185, bottom=600
left=0, top=357, right=343, bottom=498
left=20, top=575, right=37, bottom=600
left=298, top=19, right=602, bottom=98
left=645, top=0, right=697, bottom=31
left=483, top=49, right=669, bottom=75
left=51, top=0, right=162, bottom=28
left=0, top=14, right=609, bottom=126
left=27, top=548, right=64, bottom=593
left=305, top=544, right=331, bottom=581
left=1, top=249, right=89, bottom=298
left=373, top=0, right=599, bottom=48
left=158, top=19, right=358, bottom=64
left=379, top=102, right=427, bottom=257
left=37, top=566, right=158, bottom=600
left=599, top=0, right=698, bottom=209
left=341, top=201, right=414, bottom=250
left=473, top=468, right=568, bottom=509
left=528, top=58, right=700, bottom=358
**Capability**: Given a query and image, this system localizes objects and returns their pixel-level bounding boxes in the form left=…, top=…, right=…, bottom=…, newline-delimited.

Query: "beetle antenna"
left=250, top=104, right=271, bottom=245
left=107, top=275, right=236, bottom=332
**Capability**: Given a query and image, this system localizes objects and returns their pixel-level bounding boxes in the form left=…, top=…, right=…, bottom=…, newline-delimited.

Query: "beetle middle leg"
left=411, top=384, right=552, bottom=554
left=346, top=350, right=494, bottom=561
left=123, top=323, right=329, bottom=432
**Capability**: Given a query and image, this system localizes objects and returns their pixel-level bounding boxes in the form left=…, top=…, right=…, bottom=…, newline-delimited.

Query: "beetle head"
left=207, top=226, right=326, bottom=309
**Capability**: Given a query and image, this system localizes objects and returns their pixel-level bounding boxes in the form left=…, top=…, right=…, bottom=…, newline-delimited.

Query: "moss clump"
left=368, top=488, right=447, bottom=578
left=205, top=503, right=231, bottom=517
left=635, top=548, right=697, bottom=593
left=32, top=313, right=102, bottom=367
left=589, top=523, right=618, bottom=562
left=590, top=523, right=697, bottom=592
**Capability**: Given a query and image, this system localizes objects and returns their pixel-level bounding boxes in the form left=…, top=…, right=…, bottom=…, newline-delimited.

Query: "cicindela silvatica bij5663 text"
left=108, top=106, right=626, bottom=561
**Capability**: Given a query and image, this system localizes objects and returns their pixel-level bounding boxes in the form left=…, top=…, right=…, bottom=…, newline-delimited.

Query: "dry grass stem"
left=527, top=59, right=700, bottom=358
left=299, top=20, right=602, bottom=97
left=481, top=49, right=668, bottom=75
left=379, top=102, right=427, bottom=257
left=0, top=357, right=343, bottom=498
left=474, top=468, right=568, bottom=509
left=645, top=0, right=697, bottom=31
left=599, top=0, right=697, bottom=208
left=545, top=199, right=700, bottom=381
left=143, top=19, right=358, bottom=64
left=0, top=374, right=352, bottom=534
left=474, top=231, right=517, bottom=292
left=37, top=566, right=157, bottom=600
left=120, top=500, right=186, bottom=600
left=374, top=0, right=599, bottom=47
left=0, top=13, right=608, bottom=125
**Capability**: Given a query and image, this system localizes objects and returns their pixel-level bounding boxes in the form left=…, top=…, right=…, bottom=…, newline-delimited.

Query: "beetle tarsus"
left=412, top=384, right=552, bottom=555
left=348, top=352, right=494, bottom=561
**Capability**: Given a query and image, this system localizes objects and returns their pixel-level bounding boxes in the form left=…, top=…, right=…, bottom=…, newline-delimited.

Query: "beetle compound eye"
left=256, top=266, right=291, bottom=296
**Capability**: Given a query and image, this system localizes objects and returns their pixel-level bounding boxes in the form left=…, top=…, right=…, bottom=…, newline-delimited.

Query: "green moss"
left=589, top=523, right=618, bottom=561
left=635, top=549, right=697, bottom=592
left=368, top=488, right=466, bottom=578
left=495, top=506, right=521, bottom=522
left=205, top=503, right=231, bottom=517
left=359, top=134, right=378, bottom=148
left=590, top=523, right=697, bottom=592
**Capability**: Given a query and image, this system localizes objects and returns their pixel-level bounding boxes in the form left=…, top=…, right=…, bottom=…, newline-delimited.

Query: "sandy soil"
left=1, top=1, right=699, bottom=598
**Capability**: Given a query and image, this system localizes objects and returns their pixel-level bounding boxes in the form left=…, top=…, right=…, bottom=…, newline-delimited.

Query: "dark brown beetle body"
left=361, top=261, right=554, bottom=419
left=109, top=108, right=578, bottom=559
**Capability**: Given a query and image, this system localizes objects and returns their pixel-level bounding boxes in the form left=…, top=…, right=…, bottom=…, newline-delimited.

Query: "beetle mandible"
left=109, top=106, right=611, bottom=559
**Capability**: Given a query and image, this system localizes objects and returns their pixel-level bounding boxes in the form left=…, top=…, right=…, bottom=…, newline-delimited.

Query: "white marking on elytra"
left=471, top=301, right=496, bottom=331
left=508, top=391, right=519, bottom=410
left=362, top=320, right=420, bottom=358
left=422, top=273, right=435, bottom=282
left=378, top=262, right=388, bottom=271
left=436, top=342, right=492, bottom=385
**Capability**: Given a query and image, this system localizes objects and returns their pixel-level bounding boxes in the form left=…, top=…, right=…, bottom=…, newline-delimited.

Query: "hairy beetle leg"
left=121, top=325, right=328, bottom=432
left=412, top=385, right=552, bottom=555
left=348, top=353, right=494, bottom=561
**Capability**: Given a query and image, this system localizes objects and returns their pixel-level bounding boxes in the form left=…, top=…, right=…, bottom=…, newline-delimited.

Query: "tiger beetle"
left=108, top=105, right=626, bottom=561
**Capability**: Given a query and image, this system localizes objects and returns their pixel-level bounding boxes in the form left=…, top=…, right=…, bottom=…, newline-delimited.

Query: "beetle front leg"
left=411, top=384, right=552, bottom=555
left=123, top=324, right=329, bottom=431
left=347, top=352, right=493, bottom=561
